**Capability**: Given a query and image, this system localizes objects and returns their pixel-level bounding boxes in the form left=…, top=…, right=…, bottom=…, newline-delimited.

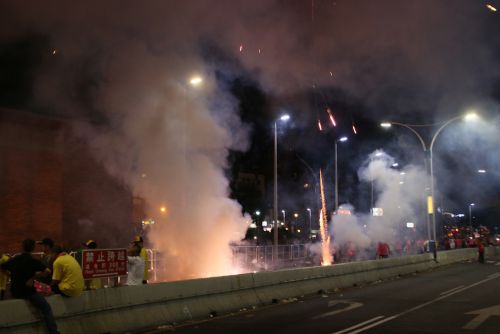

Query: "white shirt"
left=126, top=256, right=145, bottom=285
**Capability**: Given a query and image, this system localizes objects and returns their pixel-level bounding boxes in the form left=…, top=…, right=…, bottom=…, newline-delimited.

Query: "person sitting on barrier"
left=0, top=252, right=10, bottom=300
left=1, top=239, right=60, bottom=334
left=50, top=245, right=84, bottom=297
left=36, top=238, right=55, bottom=285
left=132, top=236, right=149, bottom=284
left=126, top=244, right=145, bottom=286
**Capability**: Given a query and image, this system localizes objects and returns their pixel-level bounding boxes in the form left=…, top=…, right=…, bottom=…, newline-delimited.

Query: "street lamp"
left=273, top=114, right=290, bottom=263
left=469, top=203, right=475, bottom=229
left=307, top=208, right=312, bottom=240
left=381, top=112, right=479, bottom=259
left=370, top=151, right=383, bottom=212
left=335, top=136, right=348, bottom=212
left=281, top=209, right=286, bottom=226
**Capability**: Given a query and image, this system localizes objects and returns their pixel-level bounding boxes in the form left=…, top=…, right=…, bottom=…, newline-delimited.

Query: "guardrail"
left=0, top=247, right=496, bottom=334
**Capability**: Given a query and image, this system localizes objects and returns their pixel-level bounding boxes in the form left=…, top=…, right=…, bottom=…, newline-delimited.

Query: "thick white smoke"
left=331, top=150, right=427, bottom=256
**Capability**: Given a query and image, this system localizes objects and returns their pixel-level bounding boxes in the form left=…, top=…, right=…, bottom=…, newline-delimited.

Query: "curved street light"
left=381, top=112, right=478, bottom=259
left=335, top=136, right=348, bottom=212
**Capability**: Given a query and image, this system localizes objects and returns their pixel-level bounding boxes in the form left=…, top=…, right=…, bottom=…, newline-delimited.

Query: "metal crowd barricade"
left=231, top=244, right=310, bottom=269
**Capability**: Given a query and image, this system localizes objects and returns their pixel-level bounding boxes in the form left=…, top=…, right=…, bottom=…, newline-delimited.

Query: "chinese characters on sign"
left=81, top=249, right=127, bottom=279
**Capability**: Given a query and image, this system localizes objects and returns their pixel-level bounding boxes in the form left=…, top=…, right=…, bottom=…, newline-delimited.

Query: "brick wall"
left=0, top=109, right=134, bottom=254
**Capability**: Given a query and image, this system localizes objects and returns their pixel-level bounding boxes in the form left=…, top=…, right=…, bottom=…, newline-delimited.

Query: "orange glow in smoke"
left=319, top=169, right=333, bottom=265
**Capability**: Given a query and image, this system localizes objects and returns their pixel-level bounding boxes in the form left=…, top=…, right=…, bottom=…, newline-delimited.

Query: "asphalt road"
left=143, top=253, right=500, bottom=334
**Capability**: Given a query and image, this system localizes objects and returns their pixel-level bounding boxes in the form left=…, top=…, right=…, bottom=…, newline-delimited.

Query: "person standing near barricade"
left=83, top=240, right=102, bottom=290
left=50, top=245, right=84, bottom=297
left=1, top=239, right=60, bottom=334
left=477, top=239, right=485, bottom=264
left=126, top=244, right=145, bottom=286
left=132, top=236, right=149, bottom=284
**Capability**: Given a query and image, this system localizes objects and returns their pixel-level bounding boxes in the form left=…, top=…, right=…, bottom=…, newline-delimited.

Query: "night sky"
left=1, top=0, right=500, bottom=225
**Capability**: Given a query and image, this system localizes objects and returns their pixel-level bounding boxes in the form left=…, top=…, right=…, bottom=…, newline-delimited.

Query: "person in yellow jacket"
left=51, top=246, right=84, bottom=297
left=132, top=236, right=149, bottom=284
left=0, top=253, right=10, bottom=300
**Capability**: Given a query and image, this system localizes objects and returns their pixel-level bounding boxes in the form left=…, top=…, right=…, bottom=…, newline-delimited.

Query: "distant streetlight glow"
left=280, top=114, right=290, bottom=121
left=339, top=136, right=348, bottom=142
left=380, top=122, right=392, bottom=128
left=391, top=163, right=399, bottom=167
left=464, top=112, right=478, bottom=121
left=189, top=76, right=203, bottom=86
left=477, top=169, right=486, bottom=174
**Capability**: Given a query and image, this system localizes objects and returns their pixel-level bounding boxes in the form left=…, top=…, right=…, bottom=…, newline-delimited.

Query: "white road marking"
left=332, top=316, right=385, bottom=334
left=314, top=300, right=363, bottom=319
left=335, top=273, right=500, bottom=333
left=463, top=305, right=500, bottom=330
left=440, top=285, right=464, bottom=296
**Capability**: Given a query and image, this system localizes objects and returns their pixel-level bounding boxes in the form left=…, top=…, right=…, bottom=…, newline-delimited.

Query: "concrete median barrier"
left=0, top=247, right=492, bottom=334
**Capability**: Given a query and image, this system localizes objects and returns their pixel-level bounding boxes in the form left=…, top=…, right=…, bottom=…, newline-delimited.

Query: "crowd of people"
left=0, top=235, right=150, bottom=334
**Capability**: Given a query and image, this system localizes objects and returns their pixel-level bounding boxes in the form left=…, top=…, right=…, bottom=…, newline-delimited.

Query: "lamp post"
left=370, top=151, right=383, bottom=213
left=469, top=203, right=475, bottom=229
left=307, top=208, right=312, bottom=240
left=381, top=112, right=478, bottom=260
left=273, top=114, right=290, bottom=263
left=335, top=136, right=348, bottom=212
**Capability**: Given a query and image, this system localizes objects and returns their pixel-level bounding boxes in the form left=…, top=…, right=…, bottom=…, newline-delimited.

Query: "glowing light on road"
left=486, top=4, right=497, bottom=11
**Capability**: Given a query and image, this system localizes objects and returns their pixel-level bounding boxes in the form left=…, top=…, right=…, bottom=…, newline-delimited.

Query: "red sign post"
left=81, top=248, right=127, bottom=279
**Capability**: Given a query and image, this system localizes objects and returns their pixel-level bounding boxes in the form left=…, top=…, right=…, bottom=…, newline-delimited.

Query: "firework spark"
left=326, top=108, right=336, bottom=127
left=486, top=4, right=497, bottom=11
left=352, top=124, right=358, bottom=134
left=319, top=169, right=333, bottom=265
left=318, top=119, right=323, bottom=131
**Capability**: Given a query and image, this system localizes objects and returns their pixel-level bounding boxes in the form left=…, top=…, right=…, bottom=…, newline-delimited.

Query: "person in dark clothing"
left=1, top=239, right=60, bottom=334
left=37, top=238, right=55, bottom=284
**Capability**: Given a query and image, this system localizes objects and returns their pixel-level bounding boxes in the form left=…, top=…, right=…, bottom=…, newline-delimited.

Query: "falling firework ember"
left=326, top=108, right=336, bottom=127
left=318, top=119, right=323, bottom=131
left=319, top=169, right=333, bottom=265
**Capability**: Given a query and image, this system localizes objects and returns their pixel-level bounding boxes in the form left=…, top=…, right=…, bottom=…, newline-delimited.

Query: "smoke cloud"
left=331, top=150, right=427, bottom=256
left=0, top=1, right=499, bottom=277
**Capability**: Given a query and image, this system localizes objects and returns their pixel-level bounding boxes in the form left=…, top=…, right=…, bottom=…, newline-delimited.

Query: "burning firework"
left=319, top=169, right=333, bottom=265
